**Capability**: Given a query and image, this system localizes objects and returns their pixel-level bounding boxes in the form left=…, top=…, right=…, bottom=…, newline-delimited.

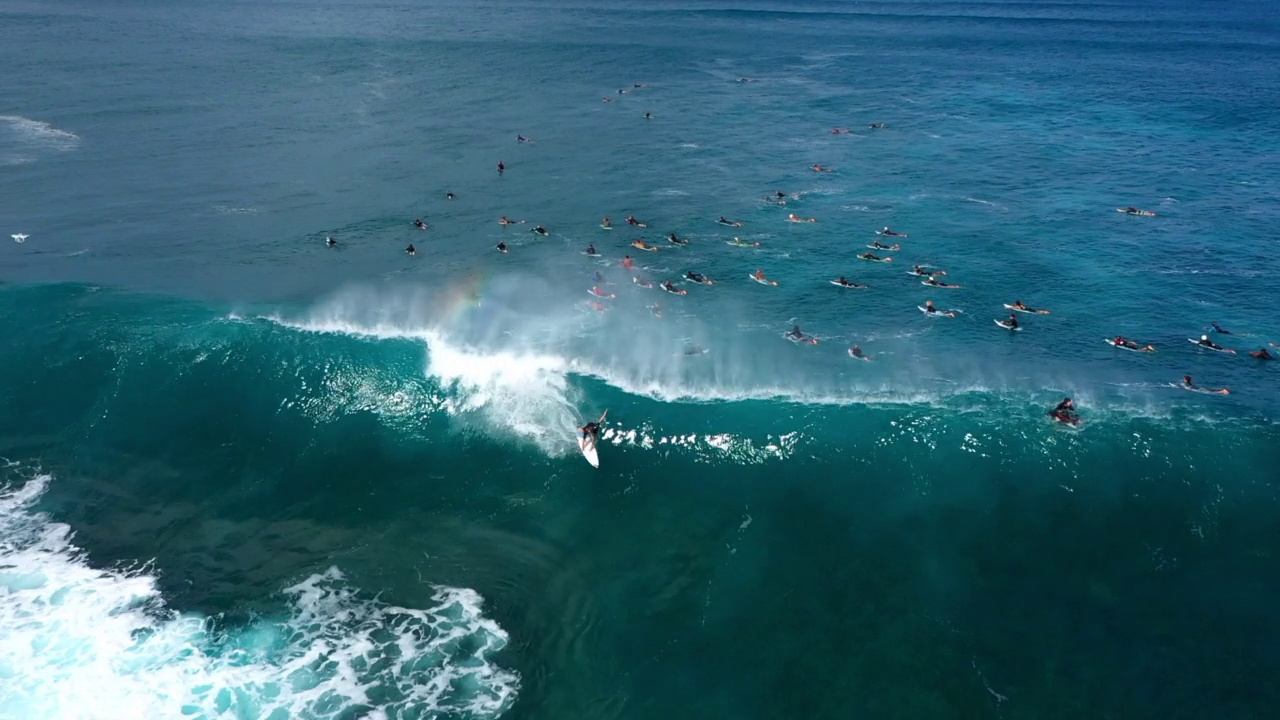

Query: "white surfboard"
left=750, top=274, right=778, bottom=285
left=995, top=319, right=1021, bottom=331
left=830, top=280, right=867, bottom=289
left=1004, top=304, right=1049, bottom=315
left=579, top=435, right=599, bottom=468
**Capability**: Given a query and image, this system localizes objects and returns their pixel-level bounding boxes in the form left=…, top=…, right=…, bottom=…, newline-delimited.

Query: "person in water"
left=621, top=255, right=634, bottom=269
left=754, top=269, right=768, bottom=282
left=496, top=242, right=508, bottom=253
left=1113, top=335, right=1154, bottom=351
left=586, top=244, right=598, bottom=255
left=871, top=241, right=899, bottom=250
left=1250, top=347, right=1274, bottom=360
left=788, top=214, right=816, bottom=223
left=497, top=161, right=505, bottom=173
left=718, top=216, right=743, bottom=227
left=1005, top=313, right=1019, bottom=329
left=668, top=232, right=686, bottom=245
left=1197, top=334, right=1228, bottom=351
left=414, top=219, right=427, bottom=230
left=326, top=237, right=336, bottom=248
left=662, top=280, right=679, bottom=293
left=580, top=410, right=608, bottom=443
left=787, top=325, right=805, bottom=341
left=405, top=244, right=416, bottom=256
left=532, top=225, right=549, bottom=236
left=811, top=164, right=832, bottom=172
left=860, top=252, right=882, bottom=261
left=849, top=344, right=866, bottom=359
left=517, top=135, right=529, bottom=143
left=686, top=271, right=708, bottom=284
left=838, top=276, right=850, bottom=286
left=592, top=271, right=605, bottom=283
left=601, top=216, right=612, bottom=228
left=446, top=192, right=455, bottom=200
left=644, top=112, right=653, bottom=119
left=1182, top=375, right=1230, bottom=394
left=1210, top=321, right=1231, bottom=334
left=1050, top=397, right=1078, bottom=423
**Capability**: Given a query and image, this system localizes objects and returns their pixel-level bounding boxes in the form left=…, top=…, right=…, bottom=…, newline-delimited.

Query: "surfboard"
left=995, top=320, right=1021, bottom=331
left=867, top=244, right=899, bottom=251
left=858, top=255, right=891, bottom=263
left=582, top=251, right=600, bottom=256
left=876, top=230, right=908, bottom=237
left=830, top=280, right=866, bottom=289
left=1116, top=208, right=1156, bottom=217
left=922, top=280, right=960, bottom=288
left=1188, top=338, right=1235, bottom=353
left=632, top=244, right=659, bottom=252
left=847, top=349, right=872, bottom=361
left=687, top=277, right=715, bottom=286
left=633, top=278, right=654, bottom=288
left=785, top=334, right=819, bottom=345
left=1104, top=338, right=1153, bottom=352
left=588, top=289, right=615, bottom=299
left=717, top=220, right=743, bottom=227
left=663, top=285, right=687, bottom=295
left=727, top=241, right=758, bottom=248
left=749, top=274, right=778, bottom=285
left=579, top=434, right=600, bottom=468
left=1004, top=304, right=1049, bottom=315
left=600, top=225, right=613, bottom=230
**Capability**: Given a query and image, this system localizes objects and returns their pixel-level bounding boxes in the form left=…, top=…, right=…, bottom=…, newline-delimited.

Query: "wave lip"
left=0, top=473, right=519, bottom=720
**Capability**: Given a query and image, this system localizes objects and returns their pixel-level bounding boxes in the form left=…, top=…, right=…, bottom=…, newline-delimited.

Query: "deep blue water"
left=3, top=0, right=1280, bottom=718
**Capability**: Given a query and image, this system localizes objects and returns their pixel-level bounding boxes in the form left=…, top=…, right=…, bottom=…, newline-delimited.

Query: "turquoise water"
left=3, top=0, right=1280, bottom=717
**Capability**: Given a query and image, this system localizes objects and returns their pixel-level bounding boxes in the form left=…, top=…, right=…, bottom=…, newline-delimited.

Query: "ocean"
left=3, top=0, right=1280, bottom=717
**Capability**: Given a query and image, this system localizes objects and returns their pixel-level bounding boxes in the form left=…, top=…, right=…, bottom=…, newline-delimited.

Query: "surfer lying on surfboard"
left=870, top=241, right=899, bottom=251
left=877, top=227, right=907, bottom=237
left=626, top=215, right=648, bottom=227
left=1195, top=335, right=1235, bottom=353
left=1111, top=335, right=1155, bottom=352
left=1250, top=347, right=1274, bottom=360
left=717, top=216, right=744, bottom=227
left=832, top=276, right=868, bottom=289
left=909, top=265, right=945, bottom=277
left=632, top=239, right=658, bottom=251
left=1181, top=375, right=1229, bottom=395
left=1118, top=206, right=1156, bottom=216
left=1006, top=300, right=1050, bottom=315
left=788, top=214, right=816, bottom=223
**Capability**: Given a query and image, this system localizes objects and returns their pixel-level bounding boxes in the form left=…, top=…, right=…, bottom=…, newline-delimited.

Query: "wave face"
left=0, top=471, right=518, bottom=720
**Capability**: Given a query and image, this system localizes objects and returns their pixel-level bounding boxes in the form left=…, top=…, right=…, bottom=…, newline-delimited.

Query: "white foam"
left=0, top=116, right=80, bottom=164
left=0, top=473, right=518, bottom=720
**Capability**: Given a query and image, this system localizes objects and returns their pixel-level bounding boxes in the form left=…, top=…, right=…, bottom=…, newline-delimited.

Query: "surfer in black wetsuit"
left=496, top=242, right=508, bottom=253
left=849, top=344, right=867, bottom=359
left=1049, top=398, right=1078, bottom=424
left=1210, top=321, right=1231, bottom=335
left=446, top=192, right=455, bottom=200
left=413, top=219, right=427, bottom=230
left=1250, top=347, right=1274, bottom=360
left=580, top=410, right=608, bottom=442
left=405, top=244, right=416, bottom=256
left=685, top=271, right=708, bottom=284
left=586, top=244, right=598, bottom=255
left=326, top=237, right=336, bottom=248
left=1197, top=335, right=1226, bottom=350
left=787, top=325, right=805, bottom=341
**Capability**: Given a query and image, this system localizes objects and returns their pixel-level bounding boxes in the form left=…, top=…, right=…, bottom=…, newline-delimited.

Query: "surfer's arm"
left=597, top=410, right=608, bottom=424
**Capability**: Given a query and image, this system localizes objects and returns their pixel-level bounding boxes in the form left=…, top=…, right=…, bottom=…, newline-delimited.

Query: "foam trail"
left=0, top=473, right=519, bottom=720
left=1, top=115, right=80, bottom=164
